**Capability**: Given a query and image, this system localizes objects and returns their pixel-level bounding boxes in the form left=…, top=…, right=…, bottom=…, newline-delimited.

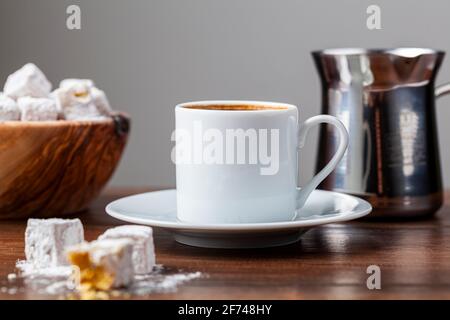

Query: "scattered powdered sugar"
left=23, top=276, right=76, bottom=296
left=130, top=269, right=203, bottom=295
left=2, top=262, right=203, bottom=298
left=44, top=281, right=76, bottom=295
left=7, top=273, right=17, bottom=281
left=15, top=260, right=74, bottom=278
left=13, top=260, right=77, bottom=295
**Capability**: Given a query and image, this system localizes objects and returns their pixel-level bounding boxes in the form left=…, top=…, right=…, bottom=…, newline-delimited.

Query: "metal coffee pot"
left=312, top=48, right=450, bottom=218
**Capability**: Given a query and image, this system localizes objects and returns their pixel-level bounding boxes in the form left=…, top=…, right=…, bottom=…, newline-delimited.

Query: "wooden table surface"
left=1, top=187, right=450, bottom=300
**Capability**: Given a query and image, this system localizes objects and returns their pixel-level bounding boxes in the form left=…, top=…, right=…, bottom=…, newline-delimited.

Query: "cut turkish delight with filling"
left=98, top=225, right=156, bottom=274
left=67, top=239, right=134, bottom=291
left=52, top=79, right=111, bottom=120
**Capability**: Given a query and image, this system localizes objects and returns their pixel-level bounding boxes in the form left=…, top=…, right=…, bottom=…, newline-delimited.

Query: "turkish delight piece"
left=0, top=93, right=20, bottom=121
left=18, top=97, right=58, bottom=121
left=67, top=239, right=134, bottom=290
left=90, top=87, right=112, bottom=116
left=25, top=218, right=84, bottom=268
left=98, top=225, right=155, bottom=274
left=3, top=63, right=52, bottom=99
left=51, top=83, right=106, bottom=120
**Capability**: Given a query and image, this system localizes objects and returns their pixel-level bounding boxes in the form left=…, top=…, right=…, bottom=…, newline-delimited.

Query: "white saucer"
left=105, top=189, right=372, bottom=248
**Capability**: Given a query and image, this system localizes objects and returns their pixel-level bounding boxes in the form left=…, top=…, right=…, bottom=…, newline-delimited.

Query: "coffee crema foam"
left=183, top=104, right=288, bottom=111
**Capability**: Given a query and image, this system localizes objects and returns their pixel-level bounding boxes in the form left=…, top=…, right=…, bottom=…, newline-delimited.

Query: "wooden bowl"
left=0, top=113, right=130, bottom=219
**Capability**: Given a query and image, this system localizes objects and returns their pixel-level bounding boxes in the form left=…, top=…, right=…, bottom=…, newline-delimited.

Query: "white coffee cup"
left=173, top=101, right=348, bottom=224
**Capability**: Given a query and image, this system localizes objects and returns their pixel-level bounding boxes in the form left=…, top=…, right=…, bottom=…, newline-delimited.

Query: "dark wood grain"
left=0, top=187, right=449, bottom=300
left=0, top=114, right=129, bottom=219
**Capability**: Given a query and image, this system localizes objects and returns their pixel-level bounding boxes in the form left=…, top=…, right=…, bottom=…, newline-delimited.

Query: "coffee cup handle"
left=435, top=83, right=450, bottom=98
left=296, top=115, right=349, bottom=212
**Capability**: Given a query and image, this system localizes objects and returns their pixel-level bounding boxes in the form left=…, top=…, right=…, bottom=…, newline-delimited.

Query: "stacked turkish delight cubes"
left=24, top=218, right=155, bottom=291
left=0, top=63, right=112, bottom=122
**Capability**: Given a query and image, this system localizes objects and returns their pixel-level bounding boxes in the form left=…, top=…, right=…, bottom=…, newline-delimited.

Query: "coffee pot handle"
left=296, top=115, right=349, bottom=211
left=435, top=83, right=450, bottom=98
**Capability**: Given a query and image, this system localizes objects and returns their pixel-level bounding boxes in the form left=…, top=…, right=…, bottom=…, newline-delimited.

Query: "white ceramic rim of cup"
left=175, top=100, right=298, bottom=113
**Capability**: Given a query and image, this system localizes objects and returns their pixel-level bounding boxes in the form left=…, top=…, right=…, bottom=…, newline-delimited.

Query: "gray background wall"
left=1, top=0, right=450, bottom=187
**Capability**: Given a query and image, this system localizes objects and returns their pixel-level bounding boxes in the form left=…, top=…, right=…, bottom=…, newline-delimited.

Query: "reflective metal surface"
left=313, top=48, right=450, bottom=218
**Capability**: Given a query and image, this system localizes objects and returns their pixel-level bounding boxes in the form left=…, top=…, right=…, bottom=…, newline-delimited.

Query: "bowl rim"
left=0, top=118, right=113, bottom=127
left=0, top=113, right=130, bottom=128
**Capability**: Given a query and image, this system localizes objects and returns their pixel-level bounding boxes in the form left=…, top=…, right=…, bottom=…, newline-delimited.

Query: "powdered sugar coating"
left=25, top=218, right=84, bottom=268
left=60, top=79, right=95, bottom=89
left=0, top=94, right=20, bottom=121
left=18, top=97, right=58, bottom=121
left=98, top=225, right=156, bottom=274
left=90, top=87, right=112, bottom=115
left=3, top=63, right=52, bottom=99
left=1, top=64, right=113, bottom=122
left=51, top=80, right=110, bottom=120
